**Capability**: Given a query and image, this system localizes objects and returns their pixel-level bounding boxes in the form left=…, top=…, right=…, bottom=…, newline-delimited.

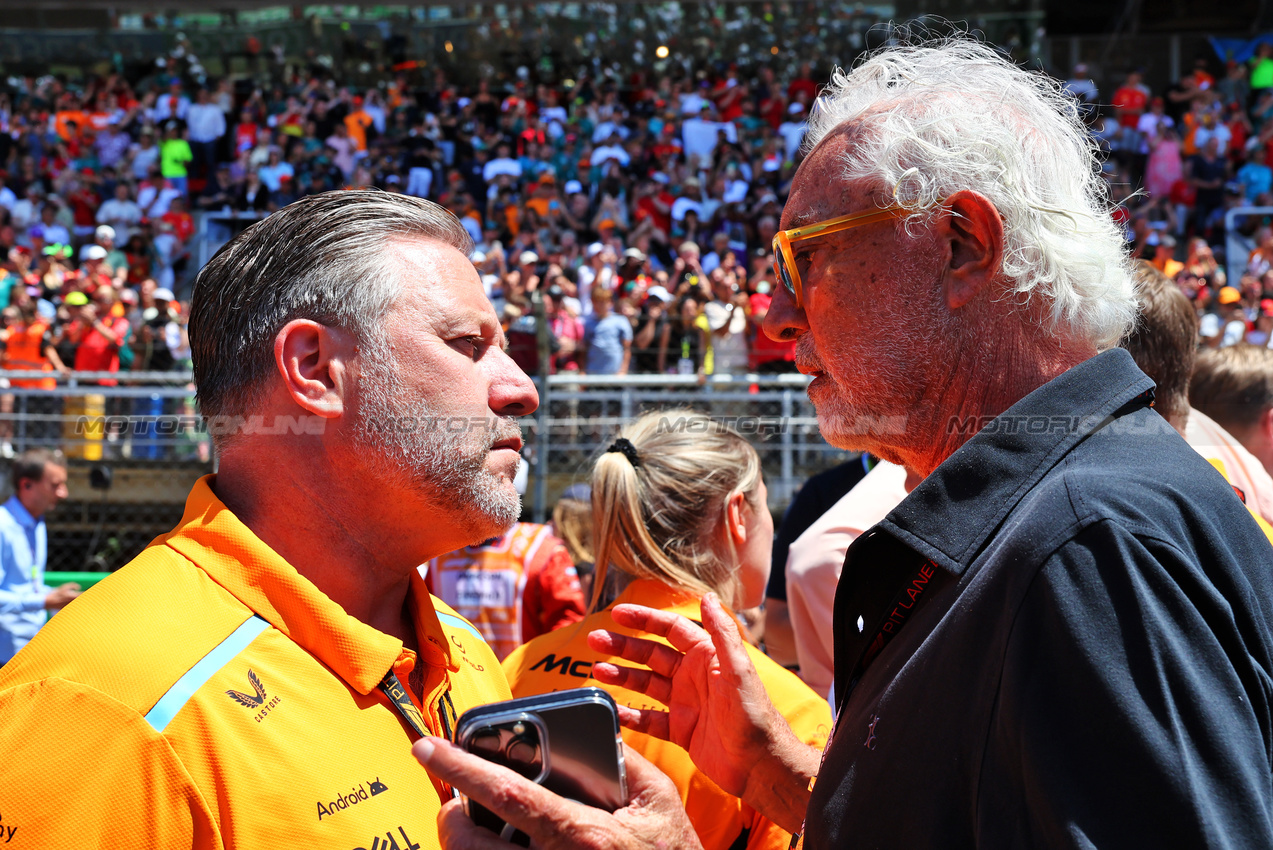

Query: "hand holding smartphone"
left=454, top=688, right=628, bottom=845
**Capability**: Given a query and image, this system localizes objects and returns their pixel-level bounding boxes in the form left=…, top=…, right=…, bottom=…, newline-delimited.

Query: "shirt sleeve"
left=0, top=534, right=45, bottom=615
left=977, top=519, right=1273, bottom=848
left=0, top=677, right=219, bottom=848
left=521, top=539, right=586, bottom=643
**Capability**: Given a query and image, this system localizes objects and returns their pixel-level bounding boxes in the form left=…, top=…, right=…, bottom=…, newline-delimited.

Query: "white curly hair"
left=804, top=39, right=1136, bottom=350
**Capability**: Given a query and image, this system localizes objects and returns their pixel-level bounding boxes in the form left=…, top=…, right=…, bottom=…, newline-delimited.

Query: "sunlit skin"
left=213, top=239, right=538, bottom=647
left=411, top=122, right=1108, bottom=850
left=763, top=125, right=1097, bottom=477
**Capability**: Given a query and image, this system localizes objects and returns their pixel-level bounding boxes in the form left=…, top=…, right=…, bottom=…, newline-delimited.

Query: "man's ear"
left=940, top=190, right=1005, bottom=310
left=273, top=320, right=356, bottom=419
left=1261, top=406, right=1273, bottom=444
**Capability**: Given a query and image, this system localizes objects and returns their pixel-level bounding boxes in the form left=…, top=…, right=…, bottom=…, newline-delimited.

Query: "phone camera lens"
left=470, top=729, right=502, bottom=755
left=505, top=736, right=539, bottom=768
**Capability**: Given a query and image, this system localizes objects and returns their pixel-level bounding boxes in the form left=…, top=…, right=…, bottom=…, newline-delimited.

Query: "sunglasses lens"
left=777, top=255, right=797, bottom=301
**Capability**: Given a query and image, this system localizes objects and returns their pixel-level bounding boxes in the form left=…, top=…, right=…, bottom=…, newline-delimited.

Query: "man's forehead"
left=782, top=130, right=868, bottom=229
left=388, top=240, right=501, bottom=326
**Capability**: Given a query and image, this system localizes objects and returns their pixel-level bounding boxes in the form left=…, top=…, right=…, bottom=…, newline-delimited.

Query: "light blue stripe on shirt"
left=144, top=615, right=271, bottom=732
left=436, top=611, right=486, bottom=645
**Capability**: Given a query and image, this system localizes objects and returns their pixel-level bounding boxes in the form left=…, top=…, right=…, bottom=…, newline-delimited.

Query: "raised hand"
left=586, top=593, right=820, bottom=833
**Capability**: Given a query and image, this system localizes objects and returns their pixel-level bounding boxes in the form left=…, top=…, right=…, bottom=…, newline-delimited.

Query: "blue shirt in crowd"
left=1238, top=161, right=1272, bottom=202
left=0, top=495, right=49, bottom=664
left=584, top=313, right=633, bottom=375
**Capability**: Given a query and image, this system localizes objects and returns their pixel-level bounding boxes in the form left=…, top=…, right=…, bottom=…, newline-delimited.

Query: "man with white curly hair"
left=417, top=40, right=1273, bottom=849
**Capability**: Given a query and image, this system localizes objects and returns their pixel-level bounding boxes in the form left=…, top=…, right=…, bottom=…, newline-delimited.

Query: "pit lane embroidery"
left=865, top=714, right=879, bottom=750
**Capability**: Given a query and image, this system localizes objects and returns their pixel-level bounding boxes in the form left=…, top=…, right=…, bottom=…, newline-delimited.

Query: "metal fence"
left=1, top=370, right=847, bottom=572
left=0, top=370, right=210, bottom=572
left=525, top=372, right=850, bottom=522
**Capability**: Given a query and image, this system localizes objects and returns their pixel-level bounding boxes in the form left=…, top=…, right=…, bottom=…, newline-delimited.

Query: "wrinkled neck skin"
left=880, top=309, right=1097, bottom=479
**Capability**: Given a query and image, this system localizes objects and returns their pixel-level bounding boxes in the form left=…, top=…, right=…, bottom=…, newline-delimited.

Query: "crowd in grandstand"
left=0, top=33, right=1273, bottom=387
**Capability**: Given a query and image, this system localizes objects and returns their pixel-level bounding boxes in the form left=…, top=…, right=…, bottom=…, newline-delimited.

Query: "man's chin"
left=815, top=407, right=910, bottom=452
left=470, top=477, right=523, bottom=534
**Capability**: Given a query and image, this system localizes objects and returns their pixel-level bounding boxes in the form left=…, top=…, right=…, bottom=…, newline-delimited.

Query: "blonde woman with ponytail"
left=503, top=410, right=831, bottom=850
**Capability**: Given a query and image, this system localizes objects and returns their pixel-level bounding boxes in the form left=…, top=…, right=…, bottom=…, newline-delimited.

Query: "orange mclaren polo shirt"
left=0, top=476, right=510, bottom=849
left=503, top=579, right=833, bottom=850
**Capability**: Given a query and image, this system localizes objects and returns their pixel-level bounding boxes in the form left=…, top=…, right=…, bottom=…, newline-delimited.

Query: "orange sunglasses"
left=771, top=204, right=912, bottom=308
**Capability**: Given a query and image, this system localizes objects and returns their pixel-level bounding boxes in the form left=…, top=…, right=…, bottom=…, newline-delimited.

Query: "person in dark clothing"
left=232, top=170, right=271, bottom=212
left=419, top=40, right=1273, bottom=850
left=762, top=455, right=872, bottom=668
left=1188, top=137, right=1230, bottom=238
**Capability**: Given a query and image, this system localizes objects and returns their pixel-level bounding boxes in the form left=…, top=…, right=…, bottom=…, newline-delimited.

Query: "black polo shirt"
left=807, top=348, right=1273, bottom=848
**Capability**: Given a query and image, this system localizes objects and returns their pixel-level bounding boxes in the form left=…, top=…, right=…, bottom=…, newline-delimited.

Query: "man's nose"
left=763, top=281, right=808, bottom=342
left=489, top=349, right=539, bottom=418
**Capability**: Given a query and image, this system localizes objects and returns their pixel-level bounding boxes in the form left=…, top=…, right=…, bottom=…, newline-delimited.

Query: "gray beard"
left=352, top=336, right=523, bottom=544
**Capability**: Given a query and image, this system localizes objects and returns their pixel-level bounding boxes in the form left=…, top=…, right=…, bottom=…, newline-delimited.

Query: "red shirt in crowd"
left=1112, top=85, right=1149, bottom=129
left=70, top=314, right=130, bottom=384
left=634, top=189, right=674, bottom=235
left=749, top=292, right=796, bottom=369
left=161, top=210, right=195, bottom=243
left=234, top=121, right=259, bottom=155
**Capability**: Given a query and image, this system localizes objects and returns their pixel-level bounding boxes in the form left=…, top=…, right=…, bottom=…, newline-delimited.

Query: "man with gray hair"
left=0, top=190, right=648, bottom=848
left=418, top=40, right=1273, bottom=849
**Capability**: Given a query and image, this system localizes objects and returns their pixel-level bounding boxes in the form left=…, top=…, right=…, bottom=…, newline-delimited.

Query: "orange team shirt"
left=0, top=476, right=511, bottom=849
left=53, top=109, right=87, bottom=141
left=345, top=109, right=375, bottom=152
left=426, top=522, right=586, bottom=661
left=4, top=320, right=54, bottom=389
left=504, top=579, right=833, bottom=850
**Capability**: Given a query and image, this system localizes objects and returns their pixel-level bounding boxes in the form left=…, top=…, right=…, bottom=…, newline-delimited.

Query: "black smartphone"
left=454, top=688, right=628, bottom=845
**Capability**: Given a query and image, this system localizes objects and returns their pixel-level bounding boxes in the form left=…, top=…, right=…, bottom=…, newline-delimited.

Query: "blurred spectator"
left=158, top=122, right=193, bottom=197
left=1064, top=63, right=1099, bottom=113
left=258, top=147, right=294, bottom=192
left=1191, top=345, right=1273, bottom=477
left=703, top=267, right=750, bottom=375
left=1237, top=147, right=1272, bottom=202
left=631, top=283, right=671, bottom=374
left=583, top=287, right=631, bottom=375
left=137, top=167, right=180, bottom=218
left=66, top=286, right=128, bottom=384
left=96, top=184, right=142, bottom=244
left=186, top=88, right=226, bottom=196
left=74, top=244, right=111, bottom=293
left=31, top=201, right=70, bottom=250
left=0, top=448, right=77, bottom=666
left=233, top=169, right=271, bottom=212
left=196, top=163, right=236, bottom=211
left=1201, top=286, right=1248, bottom=347
left=129, top=128, right=160, bottom=181
left=425, top=522, right=587, bottom=662
left=545, top=284, right=584, bottom=373
left=134, top=286, right=183, bottom=373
